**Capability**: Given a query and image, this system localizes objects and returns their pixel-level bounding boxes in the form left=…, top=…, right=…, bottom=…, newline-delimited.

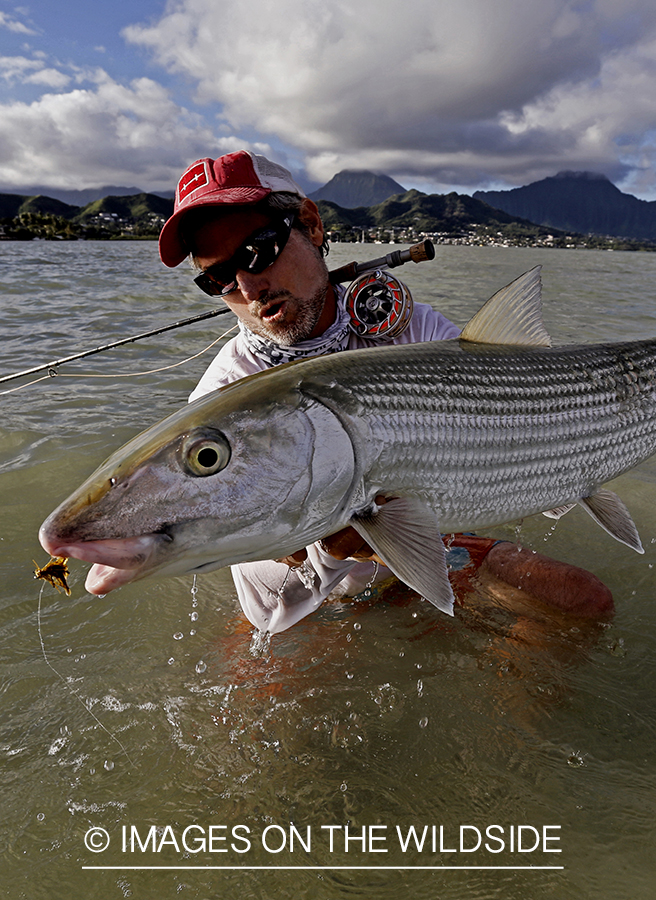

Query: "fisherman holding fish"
left=153, top=150, right=613, bottom=633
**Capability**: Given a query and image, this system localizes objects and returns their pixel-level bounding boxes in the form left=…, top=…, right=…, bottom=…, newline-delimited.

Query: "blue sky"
left=3, top=0, right=656, bottom=199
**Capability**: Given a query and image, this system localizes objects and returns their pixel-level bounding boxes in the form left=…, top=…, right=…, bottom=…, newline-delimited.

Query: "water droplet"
left=167, top=657, right=175, bottom=666
left=36, top=812, right=45, bottom=822
left=609, top=637, right=627, bottom=657
left=346, top=672, right=354, bottom=680
left=340, top=783, right=347, bottom=792
left=417, top=679, right=423, bottom=696
left=195, top=660, right=207, bottom=674
left=190, top=611, right=198, bottom=622
left=567, top=752, right=586, bottom=767
left=104, top=760, right=114, bottom=771
left=173, top=632, right=184, bottom=641
left=189, top=629, right=196, bottom=636
left=419, top=717, right=429, bottom=729
left=353, top=622, right=361, bottom=631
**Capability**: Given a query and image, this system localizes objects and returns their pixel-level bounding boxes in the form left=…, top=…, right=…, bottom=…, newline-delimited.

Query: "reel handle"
left=328, top=239, right=435, bottom=285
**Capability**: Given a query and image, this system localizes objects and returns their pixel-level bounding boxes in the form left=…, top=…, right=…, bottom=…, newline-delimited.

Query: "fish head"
left=39, top=368, right=356, bottom=594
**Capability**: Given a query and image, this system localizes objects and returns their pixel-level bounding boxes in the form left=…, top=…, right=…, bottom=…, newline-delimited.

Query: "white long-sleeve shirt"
left=191, top=295, right=460, bottom=633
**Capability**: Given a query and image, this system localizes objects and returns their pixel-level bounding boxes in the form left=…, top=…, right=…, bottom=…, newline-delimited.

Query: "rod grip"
left=408, top=239, right=435, bottom=263
left=328, top=261, right=359, bottom=284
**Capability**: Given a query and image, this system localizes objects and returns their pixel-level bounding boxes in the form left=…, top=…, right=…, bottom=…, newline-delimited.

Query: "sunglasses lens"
left=194, top=269, right=235, bottom=297
left=194, top=215, right=294, bottom=297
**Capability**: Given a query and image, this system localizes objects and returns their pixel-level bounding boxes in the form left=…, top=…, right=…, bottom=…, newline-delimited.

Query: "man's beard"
left=250, top=284, right=328, bottom=346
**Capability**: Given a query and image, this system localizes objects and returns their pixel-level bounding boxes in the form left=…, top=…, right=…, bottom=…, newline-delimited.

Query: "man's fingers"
left=275, top=548, right=308, bottom=567
left=320, top=527, right=372, bottom=561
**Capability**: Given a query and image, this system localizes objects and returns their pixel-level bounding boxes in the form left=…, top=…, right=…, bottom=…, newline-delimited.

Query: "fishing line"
left=52, top=325, right=238, bottom=380
left=37, top=582, right=136, bottom=769
left=0, top=325, right=237, bottom=394
left=0, top=374, right=53, bottom=396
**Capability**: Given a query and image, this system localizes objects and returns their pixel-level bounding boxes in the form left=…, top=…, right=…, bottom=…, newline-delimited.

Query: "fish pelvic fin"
left=578, top=488, right=644, bottom=554
left=350, top=496, right=455, bottom=615
left=459, top=266, right=552, bottom=347
left=543, top=503, right=577, bottom=519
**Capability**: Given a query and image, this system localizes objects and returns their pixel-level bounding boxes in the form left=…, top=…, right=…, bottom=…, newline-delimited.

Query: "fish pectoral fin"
left=578, top=488, right=644, bottom=553
left=350, top=496, right=454, bottom=616
left=459, top=266, right=552, bottom=347
left=543, top=503, right=577, bottom=519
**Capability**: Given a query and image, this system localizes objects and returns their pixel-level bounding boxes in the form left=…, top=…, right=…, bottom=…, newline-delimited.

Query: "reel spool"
left=344, top=269, right=413, bottom=340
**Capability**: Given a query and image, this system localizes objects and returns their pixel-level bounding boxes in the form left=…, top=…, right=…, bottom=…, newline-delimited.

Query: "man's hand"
left=318, top=526, right=378, bottom=560
left=275, top=548, right=308, bottom=567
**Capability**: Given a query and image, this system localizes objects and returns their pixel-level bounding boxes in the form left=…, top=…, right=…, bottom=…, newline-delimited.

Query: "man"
left=159, top=150, right=613, bottom=633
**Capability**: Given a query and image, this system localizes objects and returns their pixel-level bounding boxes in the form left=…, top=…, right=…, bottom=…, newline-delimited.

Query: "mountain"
left=75, top=192, right=173, bottom=225
left=0, top=193, right=81, bottom=219
left=474, top=172, right=656, bottom=240
left=0, top=185, right=148, bottom=206
left=0, top=190, right=174, bottom=240
left=315, top=188, right=553, bottom=238
left=309, top=170, right=406, bottom=208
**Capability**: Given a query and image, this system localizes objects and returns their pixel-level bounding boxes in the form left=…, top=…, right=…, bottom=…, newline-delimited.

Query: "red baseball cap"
left=159, top=150, right=306, bottom=267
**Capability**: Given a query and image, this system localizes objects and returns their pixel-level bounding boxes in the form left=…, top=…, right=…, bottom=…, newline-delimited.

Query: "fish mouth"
left=38, top=529, right=169, bottom=595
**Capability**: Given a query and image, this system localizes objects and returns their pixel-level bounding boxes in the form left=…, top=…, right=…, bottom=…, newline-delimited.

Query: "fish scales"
left=296, top=338, right=656, bottom=530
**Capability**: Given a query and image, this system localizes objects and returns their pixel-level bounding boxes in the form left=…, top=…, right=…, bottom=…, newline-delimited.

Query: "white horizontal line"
left=83, top=865, right=564, bottom=871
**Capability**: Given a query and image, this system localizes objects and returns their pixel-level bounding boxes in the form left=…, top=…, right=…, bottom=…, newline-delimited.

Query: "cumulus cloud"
left=125, top=0, right=656, bottom=194
left=0, top=69, right=270, bottom=191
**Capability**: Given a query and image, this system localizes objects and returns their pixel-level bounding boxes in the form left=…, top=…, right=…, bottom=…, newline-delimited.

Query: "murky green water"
left=2, top=240, right=656, bottom=899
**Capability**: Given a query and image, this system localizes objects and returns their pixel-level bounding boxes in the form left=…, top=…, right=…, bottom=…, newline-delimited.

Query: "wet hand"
left=275, top=548, right=308, bottom=567
left=318, top=496, right=389, bottom=563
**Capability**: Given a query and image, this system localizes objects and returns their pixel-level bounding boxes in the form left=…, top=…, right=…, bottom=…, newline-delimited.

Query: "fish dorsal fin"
left=578, top=489, right=644, bottom=554
left=350, top=496, right=454, bottom=615
left=459, top=266, right=552, bottom=347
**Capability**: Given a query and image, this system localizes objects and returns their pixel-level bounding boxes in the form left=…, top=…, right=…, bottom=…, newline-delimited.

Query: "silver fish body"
left=39, top=268, right=656, bottom=614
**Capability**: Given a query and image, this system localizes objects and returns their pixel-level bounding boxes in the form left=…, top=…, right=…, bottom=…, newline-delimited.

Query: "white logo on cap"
left=178, top=161, right=210, bottom=203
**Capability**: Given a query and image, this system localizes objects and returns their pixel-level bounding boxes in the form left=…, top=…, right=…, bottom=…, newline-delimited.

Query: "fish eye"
left=180, top=430, right=231, bottom=477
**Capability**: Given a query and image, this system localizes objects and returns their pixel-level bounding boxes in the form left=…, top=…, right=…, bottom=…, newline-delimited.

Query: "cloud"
left=0, top=10, right=36, bottom=35
left=0, top=54, right=43, bottom=81
left=125, top=0, right=656, bottom=194
left=0, top=69, right=269, bottom=191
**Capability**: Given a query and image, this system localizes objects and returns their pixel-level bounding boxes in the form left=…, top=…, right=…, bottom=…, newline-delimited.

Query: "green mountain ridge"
left=0, top=191, right=173, bottom=239
left=1, top=180, right=652, bottom=249
left=316, top=189, right=559, bottom=240
left=308, top=169, right=407, bottom=208
left=474, top=172, right=656, bottom=240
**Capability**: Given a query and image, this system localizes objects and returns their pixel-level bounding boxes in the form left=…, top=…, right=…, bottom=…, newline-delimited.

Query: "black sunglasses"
left=193, top=214, right=295, bottom=297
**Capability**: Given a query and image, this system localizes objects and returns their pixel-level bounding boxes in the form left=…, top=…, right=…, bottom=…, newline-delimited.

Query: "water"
left=2, top=240, right=656, bottom=899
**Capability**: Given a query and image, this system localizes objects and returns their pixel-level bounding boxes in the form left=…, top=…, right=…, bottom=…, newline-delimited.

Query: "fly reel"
left=344, top=269, right=413, bottom=340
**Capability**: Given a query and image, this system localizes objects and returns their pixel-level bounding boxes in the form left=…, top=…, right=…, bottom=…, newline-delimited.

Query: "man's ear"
left=298, top=198, right=325, bottom=247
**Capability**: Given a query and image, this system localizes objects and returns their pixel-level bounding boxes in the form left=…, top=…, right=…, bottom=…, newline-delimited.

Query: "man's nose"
left=235, top=268, right=270, bottom=302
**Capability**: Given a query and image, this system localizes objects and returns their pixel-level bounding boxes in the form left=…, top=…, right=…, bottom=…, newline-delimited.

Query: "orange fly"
left=33, top=556, right=71, bottom=595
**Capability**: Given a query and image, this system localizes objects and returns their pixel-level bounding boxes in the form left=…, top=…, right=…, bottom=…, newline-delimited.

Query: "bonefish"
left=40, top=268, right=656, bottom=624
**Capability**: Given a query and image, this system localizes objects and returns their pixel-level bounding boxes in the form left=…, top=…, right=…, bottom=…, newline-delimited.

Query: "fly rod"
left=0, top=306, right=231, bottom=385
left=1, top=240, right=436, bottom=385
